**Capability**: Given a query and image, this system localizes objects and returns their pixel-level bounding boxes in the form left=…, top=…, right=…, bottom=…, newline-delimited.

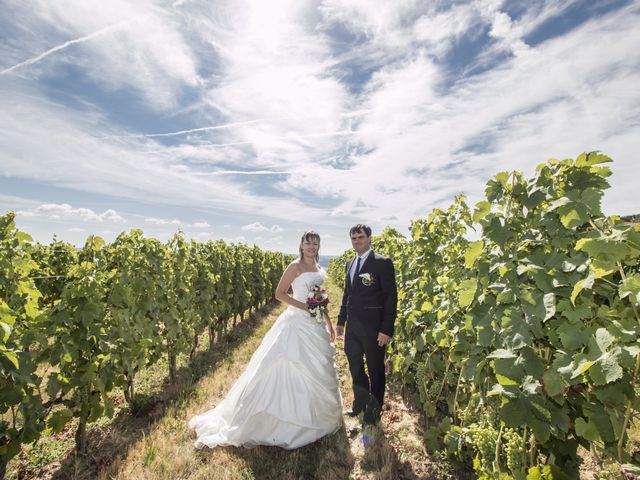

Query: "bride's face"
left=301, top=238, right=320, bottom=259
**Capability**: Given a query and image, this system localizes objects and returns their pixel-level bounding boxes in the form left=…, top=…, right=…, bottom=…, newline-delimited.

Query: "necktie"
left=351, top=256, right=361, bottom=286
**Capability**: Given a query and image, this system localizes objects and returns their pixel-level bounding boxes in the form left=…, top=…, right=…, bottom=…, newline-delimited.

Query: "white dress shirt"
left=349, top=249, right=372, bottom=284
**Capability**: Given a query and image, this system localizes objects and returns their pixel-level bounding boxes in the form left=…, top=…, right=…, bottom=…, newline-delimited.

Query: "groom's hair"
left=349, top=224, right=372, bottom=237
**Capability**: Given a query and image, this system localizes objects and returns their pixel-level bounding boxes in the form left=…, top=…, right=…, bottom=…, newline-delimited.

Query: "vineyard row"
left=329, top=152, right=640, bottom=480
left=0, top=218, right=292, bottom=478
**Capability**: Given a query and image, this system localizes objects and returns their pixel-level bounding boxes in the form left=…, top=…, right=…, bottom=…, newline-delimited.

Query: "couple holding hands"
left=189, top=224, right=397, bottom=449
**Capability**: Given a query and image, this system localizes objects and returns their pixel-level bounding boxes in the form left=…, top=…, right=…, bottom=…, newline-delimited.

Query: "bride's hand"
left=327, top=323, right=336, bottom=343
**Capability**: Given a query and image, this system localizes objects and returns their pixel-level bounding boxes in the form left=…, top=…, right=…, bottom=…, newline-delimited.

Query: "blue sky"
left=1, top=0, right=638, bottom=255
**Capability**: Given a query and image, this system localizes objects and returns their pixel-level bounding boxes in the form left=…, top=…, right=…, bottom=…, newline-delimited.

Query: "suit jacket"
left=337, top=251, right=397, bottom=337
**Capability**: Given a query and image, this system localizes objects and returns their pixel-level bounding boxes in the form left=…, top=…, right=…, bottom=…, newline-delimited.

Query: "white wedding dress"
left=188, top=268, right=343, bottom=449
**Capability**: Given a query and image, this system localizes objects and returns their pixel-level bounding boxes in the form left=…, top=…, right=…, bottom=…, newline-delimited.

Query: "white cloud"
left=241, top=222, right=283, bottom=233
left=15, top=210, right=36, bottom=217
left=101, top=209, right=126, bottom=222
left=485, top=9, right=529, bottom=57
left=319, top=0, right=419, bottom=41
left=17, top=203, right=126, bottom=223
left=2, top=0, right=200, bottom=110
left=241, top=222, right=263, bottom=232
left=412, top=4, right=479, bottom=57
left=360, top=55, right=440, bottom=141
left=0, top=89, right=333, bottom=224
left=196, top=0, right=350, bottom=177
left=144, top=217, right=183, bottom=226
left=193, top=221, right=211, bottom=228
left=322, top=2, right=640, bottom=226
left=67, top=227, right=85, bottom=232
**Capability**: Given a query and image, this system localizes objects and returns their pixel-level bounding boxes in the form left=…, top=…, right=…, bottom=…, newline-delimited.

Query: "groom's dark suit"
left=338, top=250, right=397, bottom=423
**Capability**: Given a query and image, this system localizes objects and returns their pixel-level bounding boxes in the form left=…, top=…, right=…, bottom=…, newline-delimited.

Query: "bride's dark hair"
left=299, top=230, right=320, bottom=262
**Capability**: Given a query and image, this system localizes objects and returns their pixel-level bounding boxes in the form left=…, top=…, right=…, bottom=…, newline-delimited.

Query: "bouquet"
left=307, top=285, right=329, bottom=323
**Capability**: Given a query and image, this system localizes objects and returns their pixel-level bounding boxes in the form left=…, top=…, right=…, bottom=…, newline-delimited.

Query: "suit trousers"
left=344, top=326, right=386, bottom=417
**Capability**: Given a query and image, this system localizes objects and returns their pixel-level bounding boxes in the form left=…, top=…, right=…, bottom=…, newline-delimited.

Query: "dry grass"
left=94, top=296, right=358, bottom=480
left=8, top=283, right=471, bottom=480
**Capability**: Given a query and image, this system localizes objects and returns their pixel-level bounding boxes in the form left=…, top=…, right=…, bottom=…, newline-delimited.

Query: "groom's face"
left=350, top=231, right=371, bottom=256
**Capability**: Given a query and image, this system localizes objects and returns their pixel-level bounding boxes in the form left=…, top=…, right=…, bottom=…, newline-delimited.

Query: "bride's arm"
left=275, top=262, right=308, bottom=311
left=324, top=311, right=336, bottom=342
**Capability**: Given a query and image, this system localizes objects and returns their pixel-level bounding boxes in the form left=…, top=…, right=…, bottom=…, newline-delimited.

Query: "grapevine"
left=0, top=212, right=291, bottom=477
left=328, top=152, right=640, bottom=476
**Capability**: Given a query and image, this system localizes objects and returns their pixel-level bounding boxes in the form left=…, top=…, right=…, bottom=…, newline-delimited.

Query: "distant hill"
left=319, top=255, right=337, bottom=268
left=621, top=214, right=640, bottom=223
left=283, top=255, right=338, bottom=268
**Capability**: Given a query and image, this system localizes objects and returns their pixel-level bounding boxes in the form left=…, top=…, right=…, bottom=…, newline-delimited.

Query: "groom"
left=337, top=224, right=397, bottom=426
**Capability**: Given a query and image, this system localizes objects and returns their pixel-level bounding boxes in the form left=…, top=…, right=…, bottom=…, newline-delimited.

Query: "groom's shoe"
left=343, top=408, right=363, bottom=417
left=362, top=414, right=378, bottom=426
left=344, top=403, right=365, bottom=417
left=362, top=405, right=381, bottom=426
left=362, top=414, right=380, bottom=427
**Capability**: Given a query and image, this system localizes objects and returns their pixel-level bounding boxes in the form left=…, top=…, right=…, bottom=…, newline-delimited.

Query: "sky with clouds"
left=1, top=0, right=638, bottom=255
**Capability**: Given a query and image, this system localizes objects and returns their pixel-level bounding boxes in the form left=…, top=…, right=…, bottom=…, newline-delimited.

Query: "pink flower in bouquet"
left=306, top=285, right=329, bottom=323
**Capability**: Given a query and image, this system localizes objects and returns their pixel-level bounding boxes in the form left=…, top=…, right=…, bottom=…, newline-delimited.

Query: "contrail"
left=143, top=129, right=365, bottom=155
left=141, top=141, right=253, bottom=155
left=194, top=170, right=293, bottom=176
left=105, top=119, right=269, bottom=139
left=105, top=111, right=372, bottom=139
left=1, top=21, right=129, bottom=76
left=296, top=129, right=360, bottom=138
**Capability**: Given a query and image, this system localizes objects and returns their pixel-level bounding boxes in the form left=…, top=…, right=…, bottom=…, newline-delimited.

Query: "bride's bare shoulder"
left=286, top=260, right=302, bottom=274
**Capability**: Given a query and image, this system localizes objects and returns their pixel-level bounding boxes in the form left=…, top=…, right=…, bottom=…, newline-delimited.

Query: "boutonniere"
left=359, top=272, right=375, bottom=286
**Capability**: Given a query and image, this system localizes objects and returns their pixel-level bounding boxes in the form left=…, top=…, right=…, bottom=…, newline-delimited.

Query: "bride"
left=188, top=231, right=343, bottom=449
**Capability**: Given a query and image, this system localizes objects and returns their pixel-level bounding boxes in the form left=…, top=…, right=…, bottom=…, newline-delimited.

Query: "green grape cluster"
left=459, top=395, right=482, bottom=425
left=427, top=378, right=443, bottom=400
left=469, top=424, right=498, bottom=473
left=501, top=428, right=525, bottom=475
left=415, top=362, right=444, bottom=402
